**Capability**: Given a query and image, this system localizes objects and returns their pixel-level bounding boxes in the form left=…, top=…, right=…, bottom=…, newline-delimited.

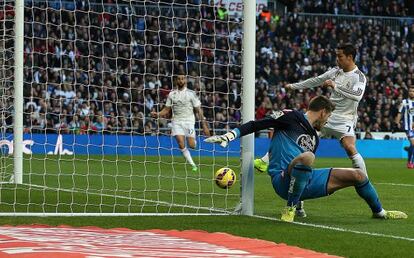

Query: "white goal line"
left=252, top=214, right=414, bottom=242
left=375, top=182, right=414, bottom=187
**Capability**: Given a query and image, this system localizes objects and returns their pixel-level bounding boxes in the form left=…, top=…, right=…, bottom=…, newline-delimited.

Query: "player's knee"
left=299, top=152, right=315, bottom=167
left=351, top=168, right=367, bottom=183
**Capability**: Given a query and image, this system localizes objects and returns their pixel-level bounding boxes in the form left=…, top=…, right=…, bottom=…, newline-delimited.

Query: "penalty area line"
left=252, top=214, right=414, bottom=242
left=375, top=182, right=414, bottom=187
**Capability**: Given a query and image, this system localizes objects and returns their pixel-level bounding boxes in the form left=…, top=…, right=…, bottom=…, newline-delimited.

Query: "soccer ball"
left=214, top=168, right=236, bottom=189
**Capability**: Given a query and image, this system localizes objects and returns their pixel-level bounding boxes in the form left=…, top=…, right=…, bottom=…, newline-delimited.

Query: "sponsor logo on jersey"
left=269, top=110, right=284, bottom=120
left=296, top=134, right=316, bottom=152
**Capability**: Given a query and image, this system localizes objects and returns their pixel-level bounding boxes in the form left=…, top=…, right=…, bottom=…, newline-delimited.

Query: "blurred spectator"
left=364, top=131, right=374, bottom=140
left=216, top=4, right=228, bottom=20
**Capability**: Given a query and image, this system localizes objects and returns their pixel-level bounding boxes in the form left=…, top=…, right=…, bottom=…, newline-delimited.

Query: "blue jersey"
left=399, top=99, right=414, bottom=131
left=235, top=110, right=319, bottom=176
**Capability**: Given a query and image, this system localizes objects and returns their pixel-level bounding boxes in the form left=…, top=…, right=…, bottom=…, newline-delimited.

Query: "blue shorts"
left=271, top=168, right=332, bottom=201
left=406, top=130, right=414, bottom=139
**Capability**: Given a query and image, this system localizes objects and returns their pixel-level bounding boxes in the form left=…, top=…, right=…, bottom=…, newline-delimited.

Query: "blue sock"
left=355, top=179, right=383, bottom=213
left=409, top=145, right=414, bottom=163
left=287, top=164, right=312, bottom=207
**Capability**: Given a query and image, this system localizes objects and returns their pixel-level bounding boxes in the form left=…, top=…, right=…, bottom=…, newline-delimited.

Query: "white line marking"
left=375, top=182, right=414, bottom=187
left=252, top=214, right=414, bottom=242
left=5, top=183, right=414, bottom=243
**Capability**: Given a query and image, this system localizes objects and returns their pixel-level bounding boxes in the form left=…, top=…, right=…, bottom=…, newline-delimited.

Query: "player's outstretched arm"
left=288, top=68, right=337, bottom=90
left=205, top=117, right=283, bottom=147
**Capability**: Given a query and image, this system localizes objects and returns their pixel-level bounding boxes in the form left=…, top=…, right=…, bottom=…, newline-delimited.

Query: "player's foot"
left=281, top=206, right=296, bottom=222
left=191, top=165, right=198, bottom=173
left=407, top=162, right=414, bottom=169
left=254, top=158, right=268, bottom=173
left=373, top=210, right=408, bottom=219
left=295, top=201, right=307, bottom=218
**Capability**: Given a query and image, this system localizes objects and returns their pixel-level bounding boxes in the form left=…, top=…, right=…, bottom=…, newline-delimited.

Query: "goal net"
left=0, top=1, right=15, bottom=183
left=0, top=0, right=246, bottom=215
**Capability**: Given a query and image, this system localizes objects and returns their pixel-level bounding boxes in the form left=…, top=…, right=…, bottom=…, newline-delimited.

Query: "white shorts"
left=171, top=121, right=196, bottom=138
left=320, top=117, right=355, bottom=140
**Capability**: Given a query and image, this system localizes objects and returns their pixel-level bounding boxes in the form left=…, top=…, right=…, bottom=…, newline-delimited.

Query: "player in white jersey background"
left=254, top=43, right=367, bottom=217
left=151, top=74, right=210, bottom=173
left=395, top=87, right=414, bottom=168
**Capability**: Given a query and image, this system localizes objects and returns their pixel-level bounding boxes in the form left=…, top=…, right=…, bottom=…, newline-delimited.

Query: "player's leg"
left=406, top=131, right=414, bottom=168
left=184, top=123, right=198, bottom=172
left=327, top=168, right=407, bottom=219
left=280, top=152, right=315, bottom=222
left=254, top=152, right=269, bottom=173
left=341, top=136, right=368, bottom=177
left=254, top=131, right=272, bottom=173
left=172, top=122, right=197, bottom=172
left=322, top=118, right=368, bottom=177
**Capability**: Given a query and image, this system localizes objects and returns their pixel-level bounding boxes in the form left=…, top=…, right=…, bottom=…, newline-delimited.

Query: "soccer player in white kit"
left=255, top=43, right=368, bottom=217
left=151, top=74, right=210, bottom=172
left=395, top=87, right=414, bottom=168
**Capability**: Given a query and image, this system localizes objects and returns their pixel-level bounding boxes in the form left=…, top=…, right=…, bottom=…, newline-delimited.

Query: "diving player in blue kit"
left=206, top=96, right=407, bottom=222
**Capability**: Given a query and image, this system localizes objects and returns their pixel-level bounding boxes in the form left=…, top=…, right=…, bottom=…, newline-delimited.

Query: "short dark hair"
left=337, top=43, right=357, bottom=60
left=308, top=96, right=335, bottom=113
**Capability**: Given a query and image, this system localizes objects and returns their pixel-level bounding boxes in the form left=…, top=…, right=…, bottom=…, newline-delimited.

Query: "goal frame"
left=8, top=0, right=255, bottom=216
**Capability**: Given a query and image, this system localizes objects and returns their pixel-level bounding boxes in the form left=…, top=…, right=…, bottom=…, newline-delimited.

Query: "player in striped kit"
left=395, top=87, right=414, bottom=168
left=255, top=43, right=368, bottom=217
left=152, top=74, right=210, bottom=172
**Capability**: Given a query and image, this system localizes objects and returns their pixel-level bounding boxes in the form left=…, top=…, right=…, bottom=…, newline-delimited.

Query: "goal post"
left=240, top=0, right=255, bottom=216
left=1, top=0, right=256, bottom=216
left=13, top=0, right=24, bottom=185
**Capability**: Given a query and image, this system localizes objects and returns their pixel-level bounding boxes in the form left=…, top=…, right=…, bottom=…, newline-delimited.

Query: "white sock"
left=261, top=152, right=269, bottom=164
left=181, top=148, right=195, bottom=167
left=351, top=153, right=368, bottom=177
left=374, top=209, right=386, bottom=218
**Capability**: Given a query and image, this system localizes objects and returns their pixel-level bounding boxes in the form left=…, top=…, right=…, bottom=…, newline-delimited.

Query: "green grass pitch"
left=0, top=155, right=413, bottom=257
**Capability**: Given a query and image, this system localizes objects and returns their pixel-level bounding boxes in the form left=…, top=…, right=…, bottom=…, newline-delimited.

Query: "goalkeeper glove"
left=204, top=131, right=236, bottom=148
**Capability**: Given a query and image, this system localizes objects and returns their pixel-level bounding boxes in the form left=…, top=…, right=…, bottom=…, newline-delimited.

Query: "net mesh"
left=0, top=0, right=244, bottom=215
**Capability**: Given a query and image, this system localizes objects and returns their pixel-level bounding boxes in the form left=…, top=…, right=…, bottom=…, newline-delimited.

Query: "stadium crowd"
left=294, top=0, right=413, bottom=17
left=1, top=1, right=414, bottom=137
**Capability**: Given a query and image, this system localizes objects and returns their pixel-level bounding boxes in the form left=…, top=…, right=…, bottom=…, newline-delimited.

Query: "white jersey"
left=291, top=66, right=366, bottom=124
left=398, top=98, right=414, bottom=131
left=165, top=87, right=201, bottom=123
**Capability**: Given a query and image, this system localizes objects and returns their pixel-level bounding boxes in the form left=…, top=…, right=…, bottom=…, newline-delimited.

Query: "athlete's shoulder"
left=185, top=88, right=198, bottom=97
left=268, top=109, right=297, bottom=120
left=354, top=68, right=367, bottom=83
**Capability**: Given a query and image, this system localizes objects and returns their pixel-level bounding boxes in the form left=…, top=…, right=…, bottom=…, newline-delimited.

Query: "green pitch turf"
left=0, top=155, right=413, bottom=257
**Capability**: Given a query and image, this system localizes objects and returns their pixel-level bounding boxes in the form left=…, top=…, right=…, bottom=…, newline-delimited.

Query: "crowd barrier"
left=0, top=134, right=408, bottom=158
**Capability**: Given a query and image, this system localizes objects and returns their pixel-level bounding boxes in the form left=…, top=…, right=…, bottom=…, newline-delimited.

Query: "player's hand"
left=285, top=84, right=294, bottom=91
left=322, top=79, right=335, bottom=89
left=204, top=135, right=229, bottom=148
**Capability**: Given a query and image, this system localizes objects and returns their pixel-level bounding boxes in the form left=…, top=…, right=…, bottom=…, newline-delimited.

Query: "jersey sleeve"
left=291, top=67, right=338, bottom=90
left=236, top=111, right=294, bottom=138
left=334, top=75, right=366, bottom=101
left=191, top=91, right=201, bottom=108
left=398, top=101, right=405, bottom=113
left=165, top=92, right=173, bottom=107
